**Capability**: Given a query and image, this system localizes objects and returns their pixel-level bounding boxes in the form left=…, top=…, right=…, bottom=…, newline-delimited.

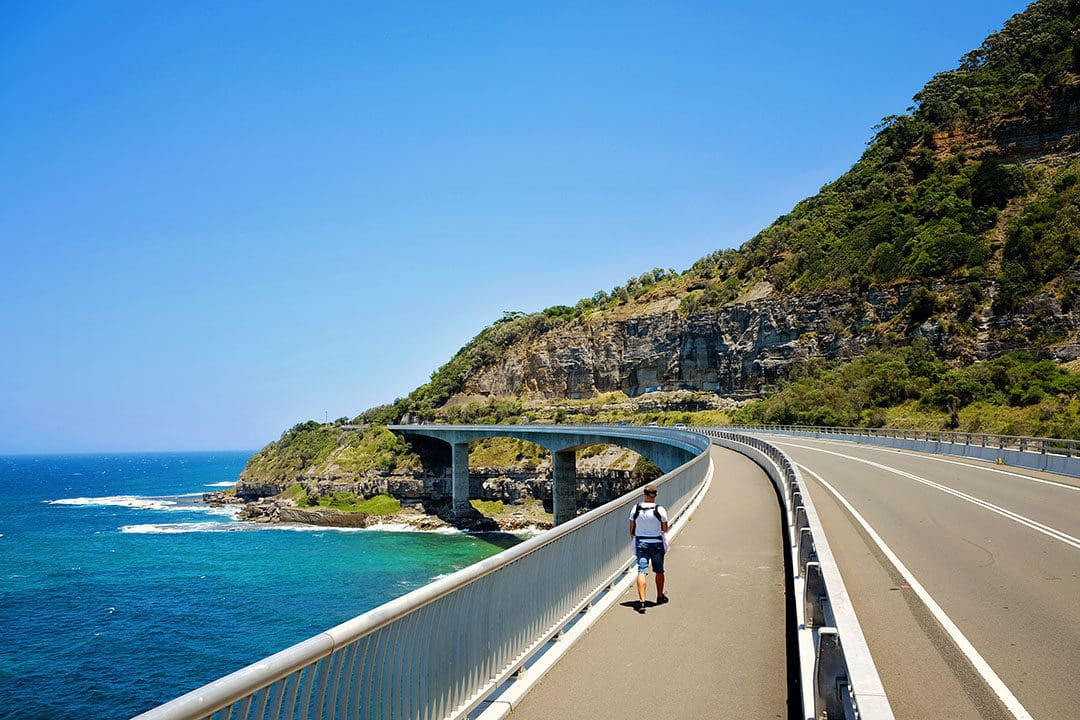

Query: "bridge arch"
left=388, top=424, right=707, bottom=524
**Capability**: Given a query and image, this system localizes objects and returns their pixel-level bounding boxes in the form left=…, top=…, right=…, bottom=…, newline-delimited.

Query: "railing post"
left=798, top=527, right=815, bottom=576
left=794, top=505, right=808, bottom=536
left=814, top=628, right=848, bottom=720
left=804, top=561, right=826, bottom=628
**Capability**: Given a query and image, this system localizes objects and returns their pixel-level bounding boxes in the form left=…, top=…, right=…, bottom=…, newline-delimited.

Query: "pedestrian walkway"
left=504, top=445, right=790, bottom=719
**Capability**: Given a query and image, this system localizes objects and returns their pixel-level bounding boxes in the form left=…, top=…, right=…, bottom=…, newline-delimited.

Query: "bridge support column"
left=452, top=441, right=471, bottom=516
left=553, top=449, right=578, bottom=526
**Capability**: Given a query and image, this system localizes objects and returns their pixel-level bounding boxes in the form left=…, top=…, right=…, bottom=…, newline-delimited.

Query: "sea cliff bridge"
left=133, top=424, right=1080, bottom=720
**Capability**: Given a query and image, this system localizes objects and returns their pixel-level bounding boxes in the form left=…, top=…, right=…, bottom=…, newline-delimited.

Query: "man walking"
left=629, top=484, right=669, bottom=614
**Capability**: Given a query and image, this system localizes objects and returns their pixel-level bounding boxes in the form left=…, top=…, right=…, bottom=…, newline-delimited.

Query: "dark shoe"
left=635, top=601, right=646, bottom=614
left=656, top=594, right=669, bottom=605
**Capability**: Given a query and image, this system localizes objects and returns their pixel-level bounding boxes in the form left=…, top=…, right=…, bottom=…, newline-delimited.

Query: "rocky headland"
left=203, top=465, right=648, bottom=533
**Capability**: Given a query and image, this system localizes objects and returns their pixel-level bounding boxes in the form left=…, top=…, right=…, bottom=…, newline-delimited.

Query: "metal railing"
left=703, top=429, right=894, bottom=720
left=132, top=429, right=712, bottom=720
left=727, top=424, right=1080, bottom=477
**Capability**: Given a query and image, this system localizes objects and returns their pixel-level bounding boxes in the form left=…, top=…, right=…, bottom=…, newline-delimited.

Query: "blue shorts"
left=635, top=539, right=665, bottom=574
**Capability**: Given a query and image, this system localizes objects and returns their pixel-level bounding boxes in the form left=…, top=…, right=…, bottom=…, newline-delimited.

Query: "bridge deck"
left=500, top=445, right=790, bottom=719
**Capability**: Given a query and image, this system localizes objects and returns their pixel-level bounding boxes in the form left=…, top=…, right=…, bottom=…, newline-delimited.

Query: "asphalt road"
left=768, top=435, right=1080, bottom=720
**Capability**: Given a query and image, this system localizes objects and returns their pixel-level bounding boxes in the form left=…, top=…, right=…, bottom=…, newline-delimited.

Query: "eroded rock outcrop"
left=462, top=281, right=1080, bottom=402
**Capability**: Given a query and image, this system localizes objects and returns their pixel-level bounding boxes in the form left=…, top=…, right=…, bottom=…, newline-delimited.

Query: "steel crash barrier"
left=131, top=428, right=712, bottom=720
left=702, top=429, right=895, bottom=720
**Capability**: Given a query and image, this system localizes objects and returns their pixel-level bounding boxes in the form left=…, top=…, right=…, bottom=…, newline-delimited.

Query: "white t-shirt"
left=630, top=501, right=668, bottom=538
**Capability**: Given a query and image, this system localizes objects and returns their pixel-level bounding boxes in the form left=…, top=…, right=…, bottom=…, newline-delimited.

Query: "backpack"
left=632, top=503, right=663, bottom=522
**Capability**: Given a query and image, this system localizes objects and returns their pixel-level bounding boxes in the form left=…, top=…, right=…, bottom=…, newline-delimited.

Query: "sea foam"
left=49, top=496, right=178, bottom=511
left=120, top=520, right=376, bottom=535
left=120, top=522, right=249, bottom=534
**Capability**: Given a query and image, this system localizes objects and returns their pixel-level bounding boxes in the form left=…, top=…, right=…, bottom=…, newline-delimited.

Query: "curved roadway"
left=505, top=445, right=788, bottom=720
left=765, top=434, right=1080, bottom=720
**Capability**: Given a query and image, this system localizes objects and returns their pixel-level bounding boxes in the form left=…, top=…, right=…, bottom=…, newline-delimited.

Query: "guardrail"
left=131, top=428, right=712, bottom=720
left=703, top=429, right=894, bottom=720
left=727, top=424, right=1080, bottom=477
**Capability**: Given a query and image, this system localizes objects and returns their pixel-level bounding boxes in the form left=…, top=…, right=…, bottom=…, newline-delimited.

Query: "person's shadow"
left=621, top=600, right=656, bottom=611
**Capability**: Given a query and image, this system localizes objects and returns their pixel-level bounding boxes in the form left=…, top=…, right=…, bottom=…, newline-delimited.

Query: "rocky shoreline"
left=202, top=490, right=553, bottom=534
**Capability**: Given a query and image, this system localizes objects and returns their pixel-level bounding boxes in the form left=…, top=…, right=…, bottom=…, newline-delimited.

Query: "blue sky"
left=1, top=1, right=1029, bottom=453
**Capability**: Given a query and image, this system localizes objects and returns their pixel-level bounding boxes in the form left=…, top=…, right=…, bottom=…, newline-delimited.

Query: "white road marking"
left=799, top=464, right=1035, bottom=720
left=766, top=434, right=1080, bottom=492
left=778, top=442, right=1080, bottom=551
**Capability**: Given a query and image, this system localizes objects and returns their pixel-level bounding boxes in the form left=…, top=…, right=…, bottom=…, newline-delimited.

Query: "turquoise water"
left=0, top=453, right=518, bottom=719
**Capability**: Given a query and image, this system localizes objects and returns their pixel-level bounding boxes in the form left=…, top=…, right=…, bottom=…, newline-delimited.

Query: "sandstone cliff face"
left=462, top=281, right=1080, bottom=401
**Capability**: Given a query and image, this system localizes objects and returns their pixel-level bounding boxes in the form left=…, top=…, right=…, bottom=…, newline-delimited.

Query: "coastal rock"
left=227, top=495, right=550, bottom=533
left=276, top=506, right=373, bottom=528
left=202, top=490, right=243, bottom=505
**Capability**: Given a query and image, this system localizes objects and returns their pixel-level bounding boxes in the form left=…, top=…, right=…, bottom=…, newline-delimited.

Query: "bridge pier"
left=553, top=449, right=578, bottom=526
left=391, top=425, right=707, bottom=526
left=452, top=441, right=471, bottom=516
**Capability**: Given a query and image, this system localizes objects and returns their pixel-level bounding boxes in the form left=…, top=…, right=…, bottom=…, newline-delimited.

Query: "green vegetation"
left=334, top=426, right=422, bottom=474
left=469, top=498, right=506, bottom=514
left=314, top=491, right=401, bottom=515
left=281, top=483, right=307, bottom=502
left=400, top=310, right=576, bottom=419
left=348, top=493, right=402, bottom=515
left=243, top=421, right=344, bottom=483
left=469, top=437, right=547, bottom=469
left=470, top=497, right=553, bottom=525
left=679, top=0, right=1080, bottom=304
left=734, top=348, right=1080, bottom=438
left=995, top=168, right=1080, bottom=312
left=241, top=422, right=421, bottom=488
left=282, top=483, right=403, bottom=515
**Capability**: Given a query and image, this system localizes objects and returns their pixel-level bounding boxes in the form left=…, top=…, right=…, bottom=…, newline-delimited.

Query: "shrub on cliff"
left=243, top=421, right=344, bottom=483
left=334, top=426, right=421, bottom=474
left=734, top=349, right=1080, bottom=437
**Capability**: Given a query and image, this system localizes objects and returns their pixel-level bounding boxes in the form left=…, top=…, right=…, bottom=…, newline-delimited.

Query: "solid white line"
left=799, top=464, right=1035, bottom=720
left=769, top=434, right=1080, bottom=492
left=779, top=442, right=1080, bottom=551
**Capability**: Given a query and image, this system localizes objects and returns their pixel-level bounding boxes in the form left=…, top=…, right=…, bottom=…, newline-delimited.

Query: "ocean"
left=0, top=452, right=522, bottom=720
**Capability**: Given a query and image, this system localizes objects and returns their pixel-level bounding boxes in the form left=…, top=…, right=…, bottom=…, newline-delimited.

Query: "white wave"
left=48, top=494, right=245, bottom=519
left=503, top=526, right=547, bottom=538
left=366, top=522, right=462, bottom=535
left=117, top=515, right=518, bottom=536
left=120, top=520, right=366, bottom=535
left=203, top=505, right=243, bottom=519
left=49, top=496, right=178, bottom=511
left=121, top=522, right=252, bottom=534
left=204, top=482, right=236, bottom=487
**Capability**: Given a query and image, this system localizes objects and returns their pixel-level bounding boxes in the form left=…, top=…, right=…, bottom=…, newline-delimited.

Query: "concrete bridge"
left=133, top=424, right=1080, bottom=720
left=386, top=424, right=704, bottom=525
